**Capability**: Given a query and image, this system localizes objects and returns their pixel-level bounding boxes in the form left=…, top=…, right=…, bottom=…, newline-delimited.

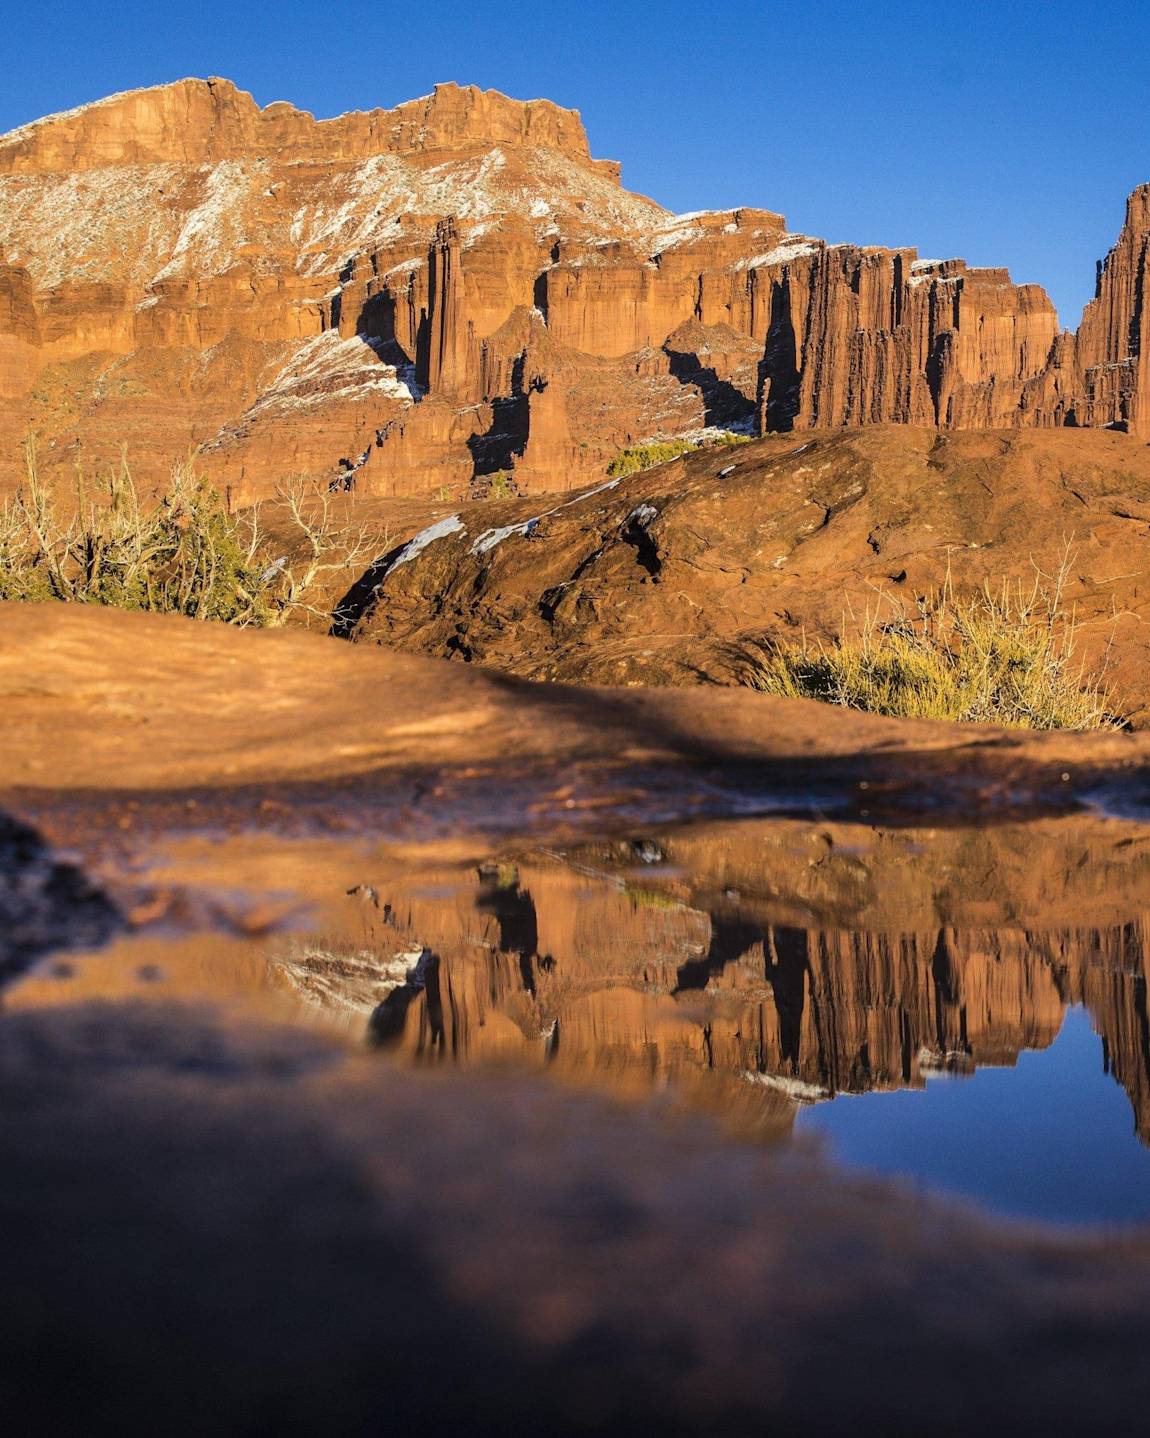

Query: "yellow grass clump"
left=607, top=431, right=750, bottom=478
left=741, top=564, right=1122, bottom=731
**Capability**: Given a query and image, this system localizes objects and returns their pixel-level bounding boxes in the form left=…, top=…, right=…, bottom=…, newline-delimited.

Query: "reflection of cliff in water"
left=267, top=822, right=1150, bottom=1143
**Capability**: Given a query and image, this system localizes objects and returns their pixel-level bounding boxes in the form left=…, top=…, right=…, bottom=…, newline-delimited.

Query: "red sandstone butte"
left=1, top=78, right=1148, bottom=498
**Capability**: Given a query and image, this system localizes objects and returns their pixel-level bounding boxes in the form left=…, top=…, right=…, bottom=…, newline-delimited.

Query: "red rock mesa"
left=1, top=77, right=1148, bottom=497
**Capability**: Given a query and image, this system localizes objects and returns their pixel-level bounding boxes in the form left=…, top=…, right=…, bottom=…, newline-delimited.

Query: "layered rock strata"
left=346, top=426, right=1150, bottom=722
left=1, top=78, right=1150, bottom=499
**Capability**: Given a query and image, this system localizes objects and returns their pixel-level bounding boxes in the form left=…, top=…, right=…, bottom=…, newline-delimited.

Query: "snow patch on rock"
left=150, top=159, right=253, bottom=282
left=386, top=514, right=466, bottom=575
left=734, top=239, right=819, bottom=271
left=469, top=476, right=620, bottom=557
left=238, top=331, right=418, bottom=424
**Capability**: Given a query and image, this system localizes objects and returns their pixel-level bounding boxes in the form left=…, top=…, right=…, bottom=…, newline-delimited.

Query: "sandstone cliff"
left=1, top=77, right=1149, bottom=499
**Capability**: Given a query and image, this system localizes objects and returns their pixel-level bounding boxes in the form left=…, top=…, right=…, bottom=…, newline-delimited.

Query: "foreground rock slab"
left=5, top=603, right=1149, bottom=838
left=348, top=425, right=1150, bottom=716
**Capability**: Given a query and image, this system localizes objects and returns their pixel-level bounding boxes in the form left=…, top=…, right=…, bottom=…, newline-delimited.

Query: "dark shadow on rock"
left=665, top=347, right=755, bottom=429
left=759, top=277, right=800, bottom=432
left=369, top=950, right=439, bottom=1047
left=468, top=354, right=532, bottom=477
left=472, top=667, right=1150, bottom=828
left=477, top=877, right=543, bottom=994
left=468, top=393, right=530, bottom=477
left=330, top=536, right=414, bottom=638
left=620, top=507, right=662, bottom=578
left=0, top=811, right=121, bottom=985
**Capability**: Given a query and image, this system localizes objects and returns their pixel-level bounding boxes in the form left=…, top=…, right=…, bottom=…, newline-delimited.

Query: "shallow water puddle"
left=797, top=1007, right=1150, bottom=1225
left=15, top=814, right=1150, bottom=1229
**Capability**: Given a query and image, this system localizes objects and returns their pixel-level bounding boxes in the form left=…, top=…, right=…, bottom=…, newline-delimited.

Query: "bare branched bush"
left=0, top=441, right=383, bottom=629
left=250, top=477, right=381, bottom=628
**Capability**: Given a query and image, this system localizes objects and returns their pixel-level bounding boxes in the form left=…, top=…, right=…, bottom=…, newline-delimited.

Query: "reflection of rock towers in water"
left=352, top=858, right=1150, bottom=1142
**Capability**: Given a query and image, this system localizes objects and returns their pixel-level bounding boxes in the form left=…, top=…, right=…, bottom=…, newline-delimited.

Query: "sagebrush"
left=607, top=431, right=750, bottom=478
left=741, top=566, right=1121, bottom=731
left=0, top=440, right=378, bottom=628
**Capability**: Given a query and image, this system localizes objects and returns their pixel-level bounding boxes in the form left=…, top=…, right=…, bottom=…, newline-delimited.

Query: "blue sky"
left=3, top=0, right=1148, bottom=327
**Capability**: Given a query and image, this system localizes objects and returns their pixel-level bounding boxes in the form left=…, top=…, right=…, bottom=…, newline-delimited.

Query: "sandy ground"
left=5, top=601, right=1149, bottom=815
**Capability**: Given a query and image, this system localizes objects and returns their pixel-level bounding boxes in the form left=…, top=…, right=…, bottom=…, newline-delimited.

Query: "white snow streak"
left=469, top=476, right=620, bottom=557
left=385, top=514, right=466, bottom=576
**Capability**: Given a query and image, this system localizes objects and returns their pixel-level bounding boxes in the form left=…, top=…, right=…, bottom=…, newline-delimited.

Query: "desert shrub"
left=259, top=476, right=378, bottom=628
left=608, top=441, right=697, bottom=477
left=3, top=446, right=268, bottom=622
left=467, top=470, right=518, bottom=500
left=741, top=567, right=1121, bottom=731
left=0, top=441, right=377, bottom=628
left=607, top=431, right=751, bottom=478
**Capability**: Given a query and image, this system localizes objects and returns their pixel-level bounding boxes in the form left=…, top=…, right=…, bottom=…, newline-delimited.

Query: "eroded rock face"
left=1051, top=184, right=1150, bottom=434
left=3, top=77, right=1149, bottom=499
left=346, top=425, right=1150, bottom=722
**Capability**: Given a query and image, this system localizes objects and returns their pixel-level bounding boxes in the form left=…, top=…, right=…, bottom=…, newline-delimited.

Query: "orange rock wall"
left=2, top=77, right=1150, bottom=498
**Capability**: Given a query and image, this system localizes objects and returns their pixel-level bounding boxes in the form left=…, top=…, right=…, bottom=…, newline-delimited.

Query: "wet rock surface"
left=6, top=811, right=1150, bottom=1432
left=5, top=998, right=1150, bottom=1436
left=6, top=607, right=1150, bottom=1431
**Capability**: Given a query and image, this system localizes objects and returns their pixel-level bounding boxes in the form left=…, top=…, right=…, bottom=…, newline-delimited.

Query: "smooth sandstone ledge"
left=2, top=603, right=1147, bottom=822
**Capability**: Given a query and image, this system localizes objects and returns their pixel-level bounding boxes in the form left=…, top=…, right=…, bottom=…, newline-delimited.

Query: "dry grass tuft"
left=607, top=432, right=750, bottom=478
left=741, top=559, right=1122, bottom=731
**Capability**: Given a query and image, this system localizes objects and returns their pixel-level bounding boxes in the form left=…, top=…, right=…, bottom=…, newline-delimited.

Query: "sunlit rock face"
left=3, top=77, right=1148, bottom=499
left=1044, top=184, right=1150, bottom=435
left=346, top=425, right=1150, bottom=725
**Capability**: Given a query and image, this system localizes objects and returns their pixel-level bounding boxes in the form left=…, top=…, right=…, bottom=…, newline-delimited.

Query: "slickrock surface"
left=346, top=424, right=1150, bottom=719
left=3, top=602, right=1147, bottom=824
left=3, top=77, right=1150, bottom=500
